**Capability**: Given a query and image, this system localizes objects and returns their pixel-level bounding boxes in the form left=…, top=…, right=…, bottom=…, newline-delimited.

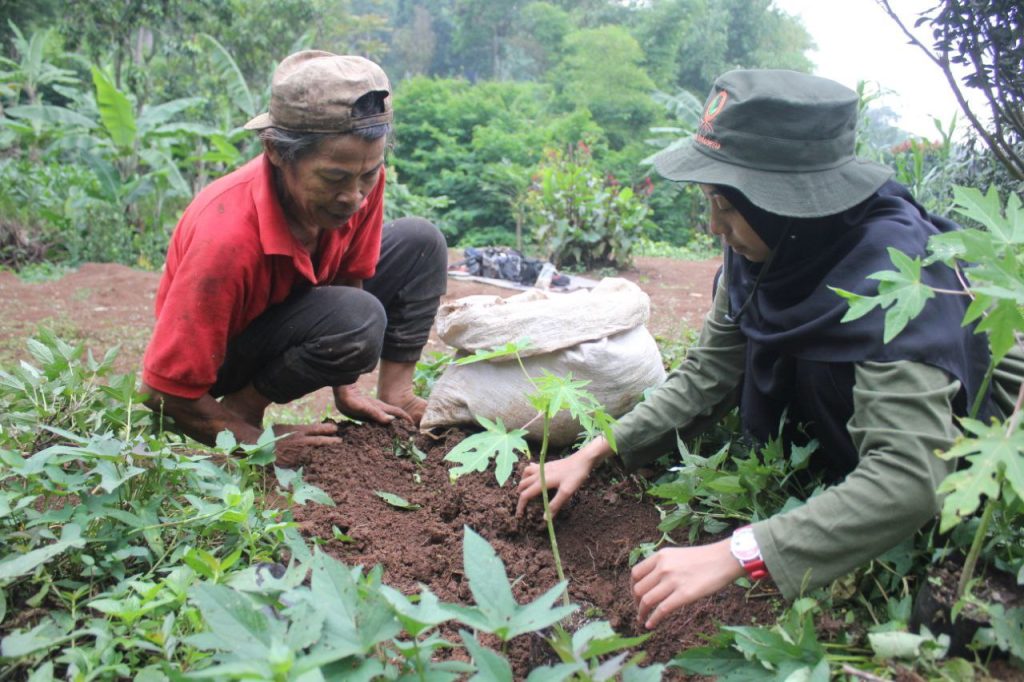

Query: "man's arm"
left=142, top=382, right=340, bottom=449
left=143, top=382, right=263, bottom=445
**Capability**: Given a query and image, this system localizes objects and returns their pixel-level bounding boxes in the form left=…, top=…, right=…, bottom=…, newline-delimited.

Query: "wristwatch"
left=730, top=525, right=768, bottom=581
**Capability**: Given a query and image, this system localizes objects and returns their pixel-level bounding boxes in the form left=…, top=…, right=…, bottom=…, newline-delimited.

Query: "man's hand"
left=333, top=384, right=412, bottom=424
left=515, top=437, right=611, bottom=517
left=272, top=422, right=343, bottom=468
left=631, top=539, right=744, bottom=629
left=273, top=422, right=342, bottom=446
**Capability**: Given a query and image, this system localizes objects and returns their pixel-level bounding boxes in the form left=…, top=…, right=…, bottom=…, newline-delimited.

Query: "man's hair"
left=259, top=91, right=392, bottom=164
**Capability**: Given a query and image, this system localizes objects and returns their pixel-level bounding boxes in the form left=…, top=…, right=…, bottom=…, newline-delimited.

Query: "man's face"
left=268, top=134, right=387, bottom=233
left=699, top=184, right=771, bottom=263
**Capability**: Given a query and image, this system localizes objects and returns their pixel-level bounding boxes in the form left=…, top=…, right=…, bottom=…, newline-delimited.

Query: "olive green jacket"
left=612, top=281, right=1022, bottom=599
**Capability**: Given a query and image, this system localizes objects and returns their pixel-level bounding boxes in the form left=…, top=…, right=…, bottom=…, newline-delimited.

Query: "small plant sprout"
left=443, top=339, right=616, bottom=606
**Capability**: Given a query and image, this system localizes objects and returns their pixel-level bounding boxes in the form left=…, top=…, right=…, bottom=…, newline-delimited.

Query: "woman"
left=516, top=69, right=1016, bottom=629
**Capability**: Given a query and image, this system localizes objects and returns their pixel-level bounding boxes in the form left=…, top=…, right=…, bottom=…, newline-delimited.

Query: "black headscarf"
left=718, top=181, right=991, bottom=452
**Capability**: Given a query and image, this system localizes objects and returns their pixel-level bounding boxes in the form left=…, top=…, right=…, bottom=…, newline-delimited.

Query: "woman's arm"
left=612, top=277, right=747, bottom=470
left=753, top=360, right=961, bottom=599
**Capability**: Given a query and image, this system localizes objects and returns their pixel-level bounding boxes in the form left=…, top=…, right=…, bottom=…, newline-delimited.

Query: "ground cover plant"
left=2, top=260, right=1023, bottom=679
left=0, top=333, right=679, bottom=679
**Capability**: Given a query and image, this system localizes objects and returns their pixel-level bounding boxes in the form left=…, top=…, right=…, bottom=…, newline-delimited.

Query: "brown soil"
left=0, top=254, right=782, bottom=674
left=290, top=419, right=779, bottom=676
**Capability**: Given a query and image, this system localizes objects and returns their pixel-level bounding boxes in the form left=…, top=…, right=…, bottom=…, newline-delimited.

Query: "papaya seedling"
left=833, top=186, right=1024, bottom=609
left=443, top=339, right=616, bottom=604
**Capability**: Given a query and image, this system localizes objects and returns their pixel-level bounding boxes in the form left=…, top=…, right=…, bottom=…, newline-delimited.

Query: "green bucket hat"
left=244, top=50, right=393, bottom=133
left=653, top=69, right=893, bottom=218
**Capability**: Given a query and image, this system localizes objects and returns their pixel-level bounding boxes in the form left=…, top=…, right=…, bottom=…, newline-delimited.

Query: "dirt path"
left=0, top=253, right=721, bottom=420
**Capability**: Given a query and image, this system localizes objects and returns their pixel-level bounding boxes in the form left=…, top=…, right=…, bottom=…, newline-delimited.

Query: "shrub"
left=526, top=142, right=650, bottom=269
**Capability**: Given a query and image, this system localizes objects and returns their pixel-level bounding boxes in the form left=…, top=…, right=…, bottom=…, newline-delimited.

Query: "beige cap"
left=244, top=50, right=393, bottom=133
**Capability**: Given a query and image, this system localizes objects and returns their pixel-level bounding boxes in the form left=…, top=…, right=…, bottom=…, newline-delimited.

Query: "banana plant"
left=0, top=21, right=81, bottom=106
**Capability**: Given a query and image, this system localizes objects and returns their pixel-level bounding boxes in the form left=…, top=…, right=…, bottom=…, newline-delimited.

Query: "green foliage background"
left=0, top=0, right=819, bottom=270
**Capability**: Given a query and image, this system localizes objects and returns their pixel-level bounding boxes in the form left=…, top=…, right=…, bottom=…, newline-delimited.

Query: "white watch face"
left=731, top=528, right=761, bottom=563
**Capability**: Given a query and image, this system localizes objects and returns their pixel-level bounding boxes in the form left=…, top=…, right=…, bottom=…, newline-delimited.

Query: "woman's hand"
left=631, top=539, right=744, bottom=629
left=515, top=437, right=612, bottom=517
left=333, top=384, right=412, bottom=424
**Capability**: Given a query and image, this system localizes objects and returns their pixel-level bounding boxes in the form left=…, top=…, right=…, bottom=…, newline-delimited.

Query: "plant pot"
left=910, top=580, right=986, bottom=658
left=910, top=561, right=1022, bottom=659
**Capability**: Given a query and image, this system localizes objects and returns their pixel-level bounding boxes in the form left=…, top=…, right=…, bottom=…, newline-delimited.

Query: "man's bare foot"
left=220, top=384, right=271, bottom=428
left=377, top=359, right=425, bottom=425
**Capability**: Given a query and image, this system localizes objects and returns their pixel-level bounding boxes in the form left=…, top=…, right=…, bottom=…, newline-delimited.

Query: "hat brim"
left=243, top=112, right=274, bottom=131
left=654, top=140, right=893, bottom=218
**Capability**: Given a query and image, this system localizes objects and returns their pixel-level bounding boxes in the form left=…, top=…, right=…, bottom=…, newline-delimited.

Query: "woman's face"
left=699, top=184, right=771, bottom=262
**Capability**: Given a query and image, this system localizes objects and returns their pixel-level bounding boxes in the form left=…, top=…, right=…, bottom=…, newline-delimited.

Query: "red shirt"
left=142, top=154, right=385, bottom=399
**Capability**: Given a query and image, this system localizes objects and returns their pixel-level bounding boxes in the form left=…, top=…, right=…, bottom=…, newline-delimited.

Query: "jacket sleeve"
left=753, top=360, right=960, bottom=599
left=612, top=277, right=747, bottom=470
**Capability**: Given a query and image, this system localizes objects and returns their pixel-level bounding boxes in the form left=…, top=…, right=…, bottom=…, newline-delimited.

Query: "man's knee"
left=390, top=217, right=447, bottom=266
left=310, top=287, right=387, bottom=370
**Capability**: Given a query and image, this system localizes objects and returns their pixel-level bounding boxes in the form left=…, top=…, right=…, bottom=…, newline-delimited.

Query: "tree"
left=504, top=2, right=571, bottom=81
left=552, top=25, right=659, bottom=149
left=58, top=0, right=229, bottom=92
left=879, top=0, right=1024, bottom=180
left=639, top=0, right=813, bottom=94
left=388, top=4, right=436, bottom=78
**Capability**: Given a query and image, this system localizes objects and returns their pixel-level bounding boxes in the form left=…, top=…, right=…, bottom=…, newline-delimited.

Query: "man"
left=141, top=50, right=446, bottom=452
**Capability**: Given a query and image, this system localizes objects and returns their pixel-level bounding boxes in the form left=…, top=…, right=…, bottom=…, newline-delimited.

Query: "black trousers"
left=209, top=217, right=447, bottom=404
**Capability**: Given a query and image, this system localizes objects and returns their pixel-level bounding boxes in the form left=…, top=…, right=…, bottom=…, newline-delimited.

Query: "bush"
left=526, top=142, right=650, bottom=269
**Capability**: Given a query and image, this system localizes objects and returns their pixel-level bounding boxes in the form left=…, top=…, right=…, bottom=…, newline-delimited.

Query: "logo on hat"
left=698, top=90, right=728, bottom=135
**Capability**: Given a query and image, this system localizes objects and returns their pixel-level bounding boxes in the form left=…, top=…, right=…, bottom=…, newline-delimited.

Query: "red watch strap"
left=743, top=558, right=768, bottom=581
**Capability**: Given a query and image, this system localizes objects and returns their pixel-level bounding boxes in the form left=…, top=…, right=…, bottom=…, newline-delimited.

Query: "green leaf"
left=215, top=429, right=238, bottom=452
left=453, top=527, right=576, bottom=641
left=622, top=664, right=667, bottom=682
left=276, top=466, right=335, bottom=506
left=308, top=552, right=400, bottom=655
left=832, top=247, right=937, bottom=343
left=444, top=416, right=529, bottom=486
left=0, top=523, right=86, bottom=580
left=379, top=585, right=454, bottom=637
left=953, top=185, right=1024, bottom=245
left=455, top=338, right=532, bottom=365
left=672, top=644, right=758, bottom=679
left=829, top=286, right=878, bottom=323
left=374, top=491, right=420, bottom=510
left=199, top=33, right=256, bottom=117
left=704, top=475, right=744, bottom=494
left=528, top=371, right=597, bottom=424
left=4, top=104, right=96, bottom=129
left=91, top=67, right=136, bottom=149
left=1, top=619, right=69, bottom=657
left=462, top=629, right=514, bottom=682
left=868, top=631, right=933, bottom=659
left=936, top=417, right=1024, bottom=531
left=571, top=619, right=650, bottom=659
left=186, top=583, right=275, bottom=659
left=90, top=460, right=146, bottom=494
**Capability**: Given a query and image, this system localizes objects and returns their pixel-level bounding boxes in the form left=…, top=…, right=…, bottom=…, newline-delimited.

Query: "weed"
left=0, top=333, right=665, bottom=678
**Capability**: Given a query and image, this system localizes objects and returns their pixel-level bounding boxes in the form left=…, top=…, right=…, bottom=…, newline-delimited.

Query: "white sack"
left=436, top=277, right=651, bottom=358
left=421, top=325, right=666, bottom=446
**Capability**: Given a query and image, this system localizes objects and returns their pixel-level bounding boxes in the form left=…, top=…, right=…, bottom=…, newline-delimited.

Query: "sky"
left=772, top=0, right=977, bottom=139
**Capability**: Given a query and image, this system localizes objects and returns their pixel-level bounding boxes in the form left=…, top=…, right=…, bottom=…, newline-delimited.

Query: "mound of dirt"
left=290, top=419, right=779, bottom=677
